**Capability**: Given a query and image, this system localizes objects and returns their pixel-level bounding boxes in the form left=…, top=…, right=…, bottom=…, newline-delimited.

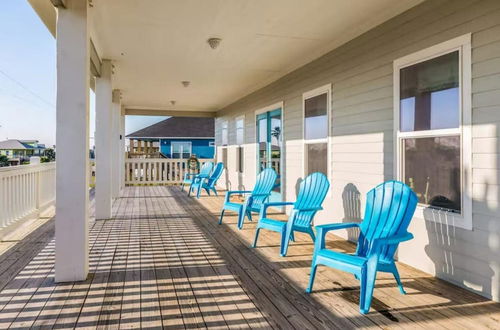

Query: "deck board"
left=0, top=186, right=498, bottom=329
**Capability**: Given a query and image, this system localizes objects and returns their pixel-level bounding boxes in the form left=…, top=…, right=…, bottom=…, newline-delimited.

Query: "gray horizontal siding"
left=215, top=0, right=500, bottom=301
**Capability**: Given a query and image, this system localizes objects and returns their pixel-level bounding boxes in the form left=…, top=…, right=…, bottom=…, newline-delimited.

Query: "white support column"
left=55, top=0, right=90, bottom=283
left=111, top=90, right=121, bottom=199
left=120, top=109, right=126, bottom=190
left=95, top=60, right=113, bottom=220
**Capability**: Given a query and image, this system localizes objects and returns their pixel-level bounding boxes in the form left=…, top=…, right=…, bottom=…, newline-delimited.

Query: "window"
left=171, top=141, right=192, bottom=159
left=303, top=84, right=331, bottom=177
left=221, top=121, right=228, bottom=146
left=236, top=116, right=244, bottom=173
left=394, top=34, right=472, bottom=229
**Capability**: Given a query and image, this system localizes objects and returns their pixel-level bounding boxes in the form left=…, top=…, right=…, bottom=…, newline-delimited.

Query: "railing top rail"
left=125, top=158, right=214, bottom=163
left=0, top=162, right=56, bottom=174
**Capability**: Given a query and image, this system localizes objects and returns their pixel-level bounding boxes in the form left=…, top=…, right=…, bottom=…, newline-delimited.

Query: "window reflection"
left=403, top=136, right=461, bottom=212
left=400, top=51, right=459, bottom=132
left=305, top=93, right=328, bottom=139
left=306, top=143, right=327, bottom=175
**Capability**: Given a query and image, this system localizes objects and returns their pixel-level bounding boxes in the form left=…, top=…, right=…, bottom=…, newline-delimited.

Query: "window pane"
left=258, top=117, right=267, bottom=171
left=305, top=93, right=328, bottom=140
left=403, top=136, right=461, bottom=212
left=400, top=51, right=459, bottom=132
left=221, top=122, right=228, bottom=146
left=270, top=112, right=281, bottom=193
left=306, top=143, right=327, bottom=176
left=172, top=143, right=181, bottom=153
left=236, top=119, right=244, bottom=145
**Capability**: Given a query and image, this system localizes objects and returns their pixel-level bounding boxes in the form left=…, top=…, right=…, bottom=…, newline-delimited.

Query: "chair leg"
left=360, top=262, right=377, bottom=314
left=212, top=188, right=218, bottom=196
left=188, top=185, right=193, bottom=196
left=237, top=206, right=246, bottom=230
left=306, top=261, right=318, bottom=293
left=246, top=209, right=253, bottom=221
left=289, top=230, right=295, bottom=242
left=218, top=209, right=225, bottom=225
left=181, top=183, right=185, bottom=191
left=196, top=185, right=202, bottom=199
left=252, top=228, right=261, bottom=248
left=391, top=265, right=406, bottom=294
left=280, top=227, right=291, bottom=257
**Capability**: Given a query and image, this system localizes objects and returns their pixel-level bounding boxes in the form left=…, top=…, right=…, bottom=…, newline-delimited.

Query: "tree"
left=45, top=148, right=55, bottom=161
left=271, top=126, right=281, bottom=140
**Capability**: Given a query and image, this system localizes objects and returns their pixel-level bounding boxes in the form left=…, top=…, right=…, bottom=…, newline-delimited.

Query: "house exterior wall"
left=214, top=0, right=500, bottom=301
left=160, top=138, right=215, bottom=159
left=0, top=149, right=33, bottom=158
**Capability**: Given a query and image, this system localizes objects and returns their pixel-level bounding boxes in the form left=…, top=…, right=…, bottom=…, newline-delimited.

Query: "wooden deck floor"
left=0, top=186, right=498, bottom=329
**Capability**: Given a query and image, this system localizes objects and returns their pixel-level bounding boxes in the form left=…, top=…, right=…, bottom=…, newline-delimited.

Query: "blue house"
left=126, top=117, right=215, bottom=159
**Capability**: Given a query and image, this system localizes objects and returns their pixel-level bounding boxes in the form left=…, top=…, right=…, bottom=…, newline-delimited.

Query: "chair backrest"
left=206, top=162, right=224, bottom=187
left=250, top=168, right=277, bottom=208
left=356, top=181, right=418, bottom=261
left=293, top=172, right=330, bottom=227
left=199, top=162, right=214, bottom=177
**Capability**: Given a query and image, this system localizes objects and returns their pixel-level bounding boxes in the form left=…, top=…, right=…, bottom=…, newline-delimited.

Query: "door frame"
left=255, top=101, right=284, bottom=203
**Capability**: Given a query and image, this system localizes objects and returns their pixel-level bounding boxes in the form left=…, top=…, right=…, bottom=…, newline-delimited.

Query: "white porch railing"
left=125, top=158, right=214, bottom=185
left=0, top=162, right=56, bottom=235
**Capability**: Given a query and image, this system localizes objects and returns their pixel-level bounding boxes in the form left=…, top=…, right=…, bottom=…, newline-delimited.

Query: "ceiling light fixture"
left=207, top=37, right=222, bottom=50
left=181, top=81, right=190, bottom=87
left=170, top=100, right=176, bottom=106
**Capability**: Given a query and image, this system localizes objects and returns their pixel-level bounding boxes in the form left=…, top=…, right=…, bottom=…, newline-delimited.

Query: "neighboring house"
left=0, top=139, right=46, bottom=165
left=126, top=117, right=215, bottom=159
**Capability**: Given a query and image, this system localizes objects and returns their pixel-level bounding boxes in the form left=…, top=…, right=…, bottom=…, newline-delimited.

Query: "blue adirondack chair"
left=181, top=162, right=213, bottom=192
left=306, top=180, right=418, bottom=314
left=252, top=172, right=330, bottom=257
left=190, top=162, right=225, bottom=198
left=218, top=168, right=277, bottom=230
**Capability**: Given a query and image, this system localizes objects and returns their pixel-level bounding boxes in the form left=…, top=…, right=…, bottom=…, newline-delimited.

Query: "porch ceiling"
left=91, top=0, right=426, bottom=113
left=33, top=0, right=424, bottom=114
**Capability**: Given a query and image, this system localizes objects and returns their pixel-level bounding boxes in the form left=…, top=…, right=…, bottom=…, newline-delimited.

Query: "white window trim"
left=171, top=141, right=192, bottom=159
left=393, top=33, right=472, bottom=230
left=302, top=84, right=332, bottom=195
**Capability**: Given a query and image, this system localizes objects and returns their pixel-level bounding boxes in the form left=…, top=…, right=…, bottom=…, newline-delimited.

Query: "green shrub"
left=0, top=155, right=8, bottom=167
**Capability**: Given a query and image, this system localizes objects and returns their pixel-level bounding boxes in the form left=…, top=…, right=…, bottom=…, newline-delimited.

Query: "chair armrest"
left=183, top=172, right=197, bottom=180
left=294, top=206, right=323, bottom=212
left=315, top=223, right=360, bottom=250
left=226, top=190, right=252, bottom=196
left=371, top=232, right=414, bottom=251
left=224, top=190, right=252, bottom=203
left=251, top=193, right=272, bottom=197
left=259, top=202, right=294, bottom=219
left=193, top=174, right=209, bottom=183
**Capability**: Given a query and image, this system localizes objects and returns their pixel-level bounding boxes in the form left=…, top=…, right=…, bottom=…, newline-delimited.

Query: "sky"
left=0, top=1, right=165, bottom=148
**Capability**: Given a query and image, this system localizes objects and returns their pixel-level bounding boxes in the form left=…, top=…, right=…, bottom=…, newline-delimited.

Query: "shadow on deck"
left=0, top=186, right=498, bottom=329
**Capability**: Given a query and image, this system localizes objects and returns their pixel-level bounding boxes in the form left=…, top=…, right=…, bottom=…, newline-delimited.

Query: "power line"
left=0, top=68, right=55, bottom=109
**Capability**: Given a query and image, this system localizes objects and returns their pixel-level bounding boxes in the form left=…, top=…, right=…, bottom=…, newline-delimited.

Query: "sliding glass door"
left=256, top=108, right=282, bottom=202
